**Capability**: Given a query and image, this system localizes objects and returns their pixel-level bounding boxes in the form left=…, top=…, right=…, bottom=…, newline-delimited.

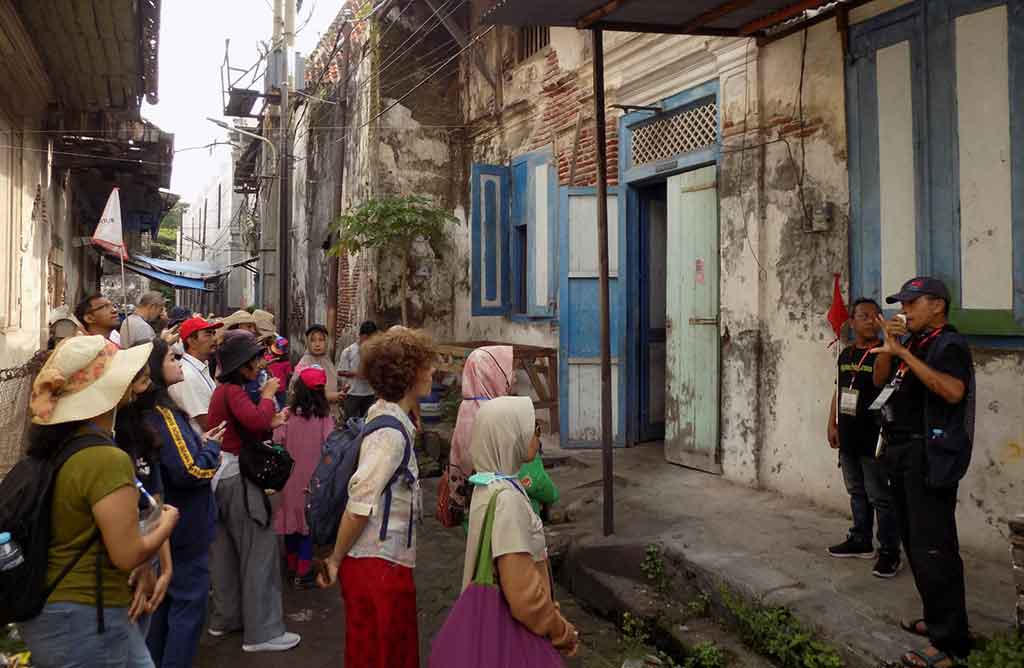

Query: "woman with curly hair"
left=317, top=327, right=436, bottom=668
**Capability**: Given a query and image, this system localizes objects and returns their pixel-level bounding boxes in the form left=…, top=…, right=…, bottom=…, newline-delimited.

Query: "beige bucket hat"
left=252, top=309, right=278, bottom=342
left=222, top=309, right=258, bottom=329
left=30, top=335, right=153, bottom=425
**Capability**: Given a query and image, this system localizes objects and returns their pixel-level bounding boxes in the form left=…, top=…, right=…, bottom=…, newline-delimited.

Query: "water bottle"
left=0, top=531, right=24, bottom=571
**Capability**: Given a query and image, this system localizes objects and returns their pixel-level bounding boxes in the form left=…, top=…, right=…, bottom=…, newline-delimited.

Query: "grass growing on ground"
left=720, top=586, right=843, bottom=668
left=641, top=544, right=672, bottom=596
left=967, top=633, right=1024, bottom=668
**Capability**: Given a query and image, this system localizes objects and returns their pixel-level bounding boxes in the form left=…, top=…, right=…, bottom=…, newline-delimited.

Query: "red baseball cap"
left=180, top=316, right=223, bottom=342
left=298, top=365, right=327, bottom=390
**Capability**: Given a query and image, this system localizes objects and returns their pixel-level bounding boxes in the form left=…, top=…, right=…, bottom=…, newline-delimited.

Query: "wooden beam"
left=681, top=0, right=758, bottom=33
left=420, top=0, right=496, bottom=89
left=577, top=0, right=633, bottom=30
left=740, top=0, right=829, bottom=36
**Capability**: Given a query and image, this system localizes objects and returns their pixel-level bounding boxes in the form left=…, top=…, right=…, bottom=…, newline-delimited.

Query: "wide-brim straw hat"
left=30, top=335, right=153, bottom=425
left=222, top=309, right=258, bottom=329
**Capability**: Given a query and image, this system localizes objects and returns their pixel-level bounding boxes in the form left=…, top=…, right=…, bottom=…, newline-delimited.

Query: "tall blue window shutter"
left=471, top=163, right=511, bottom=316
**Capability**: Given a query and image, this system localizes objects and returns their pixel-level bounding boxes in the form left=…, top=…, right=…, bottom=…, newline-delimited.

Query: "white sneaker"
left=207, top=627, right=233, bottom=637
left=242, top=632, right=301, bottom=653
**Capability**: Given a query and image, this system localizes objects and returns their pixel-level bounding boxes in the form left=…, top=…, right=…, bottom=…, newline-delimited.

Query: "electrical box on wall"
left=812, top=201, right=833, bottom=232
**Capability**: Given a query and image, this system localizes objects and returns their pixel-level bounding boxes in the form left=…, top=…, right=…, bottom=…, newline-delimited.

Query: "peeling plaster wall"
left=756, top=16, right=1018, bottom=560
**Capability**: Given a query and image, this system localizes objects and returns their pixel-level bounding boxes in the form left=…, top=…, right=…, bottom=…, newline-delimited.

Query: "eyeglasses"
left=87, top=300, right=116, bottom=314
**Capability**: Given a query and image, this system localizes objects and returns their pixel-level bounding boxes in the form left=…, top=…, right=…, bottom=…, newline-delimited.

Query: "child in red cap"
left=265, top=337, right=293, bottom=407
left=272, top=364, right=333, bottom=588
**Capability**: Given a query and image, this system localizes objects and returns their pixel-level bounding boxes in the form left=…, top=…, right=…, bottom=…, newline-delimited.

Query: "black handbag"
left=238, top=435, right=294, bottom=527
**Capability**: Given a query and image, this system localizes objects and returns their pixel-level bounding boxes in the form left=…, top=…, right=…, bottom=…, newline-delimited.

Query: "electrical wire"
left=360, top=24, right=494, bottom=130
left=0, top=143, right=168, bottom=167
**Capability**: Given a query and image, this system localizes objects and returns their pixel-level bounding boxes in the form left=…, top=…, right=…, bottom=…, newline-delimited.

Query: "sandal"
left=900, top=648, right=952, bottom=668
left=900, top=618, right=929, bottom=638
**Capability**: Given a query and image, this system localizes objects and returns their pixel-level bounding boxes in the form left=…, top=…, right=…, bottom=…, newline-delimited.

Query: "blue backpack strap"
left=358, top=416, right=415, bottom=546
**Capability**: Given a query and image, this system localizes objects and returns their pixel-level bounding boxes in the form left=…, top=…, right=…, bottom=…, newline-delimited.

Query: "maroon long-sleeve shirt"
left=208, top=383, right=276, bottom=455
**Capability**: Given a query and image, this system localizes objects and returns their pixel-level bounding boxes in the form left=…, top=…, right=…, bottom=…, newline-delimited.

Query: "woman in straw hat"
left=18, top=335, right=179, bottom=668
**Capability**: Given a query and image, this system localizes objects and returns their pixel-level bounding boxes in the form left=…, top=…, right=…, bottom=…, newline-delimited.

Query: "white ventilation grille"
left=631, top=101, right=718, bottom=166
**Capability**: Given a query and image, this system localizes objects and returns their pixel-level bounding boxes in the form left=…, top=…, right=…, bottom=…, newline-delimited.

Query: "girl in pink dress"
left=273, top=365, right=335, bottom=588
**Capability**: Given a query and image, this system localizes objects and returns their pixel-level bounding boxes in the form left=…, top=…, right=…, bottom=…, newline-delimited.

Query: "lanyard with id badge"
left=868, top=327, right=944, bottom=458
left=839, top=349, right=872, bottom=418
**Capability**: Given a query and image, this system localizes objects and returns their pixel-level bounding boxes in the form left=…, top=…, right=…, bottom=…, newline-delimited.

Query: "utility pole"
left=277, top=0, right=295, bottom=330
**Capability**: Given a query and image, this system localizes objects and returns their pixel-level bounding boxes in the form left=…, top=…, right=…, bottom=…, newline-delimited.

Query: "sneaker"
left=243, top=632, right=301, bottom=653
left=827, top=538, right=875, bottom=559
left=207, top=627, right=239, bottom=637
left=872, top=552, right=903, bottom=578
left=293, top=572, right=318, bottom=590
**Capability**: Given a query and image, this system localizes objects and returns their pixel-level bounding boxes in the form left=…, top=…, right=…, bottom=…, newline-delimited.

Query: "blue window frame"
left=847, top=0, right=1024, bottom=338
left=470, top=148, right=558, bottom=319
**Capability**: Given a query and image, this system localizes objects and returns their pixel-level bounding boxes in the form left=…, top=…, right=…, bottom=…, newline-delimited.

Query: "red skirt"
left=341, top=556, right=419, bottom=668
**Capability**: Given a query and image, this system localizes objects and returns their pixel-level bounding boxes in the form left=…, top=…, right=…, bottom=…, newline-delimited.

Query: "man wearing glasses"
left=826, top=298, right=901, bottom=578
left=74, top=293, right=122, bottom=342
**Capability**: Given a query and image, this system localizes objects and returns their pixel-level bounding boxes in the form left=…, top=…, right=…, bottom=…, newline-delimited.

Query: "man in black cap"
left=871, top=276, right=975, bottom=668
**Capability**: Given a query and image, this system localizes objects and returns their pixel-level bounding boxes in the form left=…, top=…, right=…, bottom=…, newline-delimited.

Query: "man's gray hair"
left=138, top=291, right=166, bottom=307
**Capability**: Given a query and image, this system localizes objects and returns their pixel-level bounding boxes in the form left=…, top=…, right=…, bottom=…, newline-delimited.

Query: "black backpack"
left=0, top=432, right=111, bottom=627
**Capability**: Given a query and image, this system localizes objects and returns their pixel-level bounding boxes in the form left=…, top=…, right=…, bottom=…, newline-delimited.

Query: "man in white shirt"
left=168, top=316, right=223, bottom=435
left=120, top=291, right=166, bottom=347
left=337, top=321, right=379, bottom=419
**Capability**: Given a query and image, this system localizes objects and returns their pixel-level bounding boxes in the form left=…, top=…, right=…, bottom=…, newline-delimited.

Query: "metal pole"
left=592, top=28, right=614, bottom=537
left=279, top=82, right=290, bottom=332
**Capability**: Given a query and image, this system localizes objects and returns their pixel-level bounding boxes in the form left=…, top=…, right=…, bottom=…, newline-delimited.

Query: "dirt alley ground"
left=196, top=476, right=629, bottom=668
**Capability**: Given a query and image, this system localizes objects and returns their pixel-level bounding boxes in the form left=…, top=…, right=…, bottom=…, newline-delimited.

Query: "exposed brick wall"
left=335, top=252, right=362, bottom=336
left=523, top=49, right=619, bottom=187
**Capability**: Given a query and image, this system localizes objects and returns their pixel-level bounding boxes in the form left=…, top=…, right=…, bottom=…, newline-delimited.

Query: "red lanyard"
left=847, top=348, right=873, bottom=388
left=895, top=327, right=944, bottom=379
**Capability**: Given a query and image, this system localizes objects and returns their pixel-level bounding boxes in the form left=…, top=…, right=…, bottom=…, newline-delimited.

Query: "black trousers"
left=883, top=439, right=971, bottom=657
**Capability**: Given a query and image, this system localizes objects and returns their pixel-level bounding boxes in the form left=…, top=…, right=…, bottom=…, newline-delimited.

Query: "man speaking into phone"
left=870, top=277, right=975, bottom=668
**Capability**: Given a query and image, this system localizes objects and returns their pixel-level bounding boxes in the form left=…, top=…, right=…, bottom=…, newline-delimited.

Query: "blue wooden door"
left=558, top=187, right=625, bottom=447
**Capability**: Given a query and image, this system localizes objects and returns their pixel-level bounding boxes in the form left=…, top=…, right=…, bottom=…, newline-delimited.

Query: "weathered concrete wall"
left=755, top=13, right=1018, bottom=561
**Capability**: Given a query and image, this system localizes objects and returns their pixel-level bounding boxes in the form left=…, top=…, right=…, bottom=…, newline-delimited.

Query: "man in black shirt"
left=872, top=277, right=974, bottom=668
left=826, top=298, right=901, bottom=577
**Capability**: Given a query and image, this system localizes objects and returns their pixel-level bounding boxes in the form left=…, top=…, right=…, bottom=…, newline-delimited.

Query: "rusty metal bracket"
left=689, top=317, right=719, bottom=325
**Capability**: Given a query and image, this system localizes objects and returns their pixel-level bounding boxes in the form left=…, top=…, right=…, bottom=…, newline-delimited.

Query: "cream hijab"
left=461, top=396, right=546, bottom=591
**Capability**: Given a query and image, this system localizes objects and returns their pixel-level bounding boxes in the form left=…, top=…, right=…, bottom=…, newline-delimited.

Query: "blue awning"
left=124, top=262, right=212, bottom=291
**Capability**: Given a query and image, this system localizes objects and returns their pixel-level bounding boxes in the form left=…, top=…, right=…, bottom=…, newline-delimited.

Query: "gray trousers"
left=209, top=474, right=285, bottom=645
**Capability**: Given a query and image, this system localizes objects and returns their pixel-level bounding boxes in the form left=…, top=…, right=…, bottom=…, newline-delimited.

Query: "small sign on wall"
left=695, top=257, right=705, bottom=285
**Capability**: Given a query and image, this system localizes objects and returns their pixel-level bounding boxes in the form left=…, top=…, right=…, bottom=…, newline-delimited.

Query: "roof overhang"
left=482, top=0, right=865, bottom=40
left=16, top=0, right=162, bottom=112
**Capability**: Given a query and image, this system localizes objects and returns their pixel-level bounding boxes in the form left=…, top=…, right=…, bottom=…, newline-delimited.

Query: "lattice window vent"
left=631, top=101, right=718, bottom=167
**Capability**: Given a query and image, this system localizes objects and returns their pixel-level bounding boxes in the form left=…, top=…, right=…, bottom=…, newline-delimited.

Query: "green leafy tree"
left=329, top=195, right=456, bottom=325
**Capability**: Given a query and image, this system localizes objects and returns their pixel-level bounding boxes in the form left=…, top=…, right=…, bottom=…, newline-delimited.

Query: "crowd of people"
left=15, top=290, right=576, bottom=668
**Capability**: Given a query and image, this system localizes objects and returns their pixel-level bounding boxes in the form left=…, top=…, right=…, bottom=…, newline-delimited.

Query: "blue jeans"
left=19, top=602, right=155, bottom=668
left=146, top=554, right=210, bottom=668
left=840, top=449, right=900, bottom=555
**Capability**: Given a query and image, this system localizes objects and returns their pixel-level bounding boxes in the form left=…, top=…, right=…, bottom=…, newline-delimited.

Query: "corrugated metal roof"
left=481, top=0, right=836, bottom=36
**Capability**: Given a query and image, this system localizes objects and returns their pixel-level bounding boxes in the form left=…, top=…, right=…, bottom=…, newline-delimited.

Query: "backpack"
left=922, top=327, right=976, bottom=488
left=305, top=415, right=415, bottom=547
left=0, top=432, right=111, bottom=626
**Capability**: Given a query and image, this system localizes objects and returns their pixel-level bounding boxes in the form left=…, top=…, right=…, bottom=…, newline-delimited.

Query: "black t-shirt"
left=884, top=329, right=972, bottom=438
left=837, top=345, right=882, bottom=456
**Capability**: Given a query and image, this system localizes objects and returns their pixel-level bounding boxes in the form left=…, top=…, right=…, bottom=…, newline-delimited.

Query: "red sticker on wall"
left=695, top=258, right=705, bottom=285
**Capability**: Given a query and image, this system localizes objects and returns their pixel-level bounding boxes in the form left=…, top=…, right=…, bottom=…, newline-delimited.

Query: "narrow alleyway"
left=195, top=477, right=628, bottom=668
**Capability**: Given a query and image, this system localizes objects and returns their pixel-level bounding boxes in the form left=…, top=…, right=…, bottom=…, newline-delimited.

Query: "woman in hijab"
left=294, top=324, right=343, bottom=404
left=447, top=347, right=558, bottom=523
left=462, top=396, right=580, bottom=657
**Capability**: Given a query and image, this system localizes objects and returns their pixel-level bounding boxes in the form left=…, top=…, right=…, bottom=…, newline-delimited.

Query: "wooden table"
left=435, top=341, right=559, bottom=434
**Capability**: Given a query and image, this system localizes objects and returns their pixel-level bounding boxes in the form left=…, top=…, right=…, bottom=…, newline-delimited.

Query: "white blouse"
left=346, top=400, right=421, bottom=568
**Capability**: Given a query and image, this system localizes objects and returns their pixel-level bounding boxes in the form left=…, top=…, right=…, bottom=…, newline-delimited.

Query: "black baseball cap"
left=885, top=276, right=951, bottom=304
left=359, top=321, right=379, bottom=337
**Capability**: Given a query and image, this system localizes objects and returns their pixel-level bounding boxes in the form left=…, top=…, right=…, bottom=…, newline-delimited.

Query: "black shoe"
left=827, top=538, right=875, bottom=559
left=872, top=552, right=902, bottom=578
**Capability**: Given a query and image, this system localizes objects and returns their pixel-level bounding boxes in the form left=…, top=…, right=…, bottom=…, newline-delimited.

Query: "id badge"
left=869, top=382, right=899, bottom=411
left=839, top=388, right=860, bottom=416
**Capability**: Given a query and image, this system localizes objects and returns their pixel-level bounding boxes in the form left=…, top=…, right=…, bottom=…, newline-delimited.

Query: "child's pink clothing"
left=273, top=413, right=334, bottom=535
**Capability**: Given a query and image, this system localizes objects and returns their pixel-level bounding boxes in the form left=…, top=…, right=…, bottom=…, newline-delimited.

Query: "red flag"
left=826, top=273, right=849, bottom=340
